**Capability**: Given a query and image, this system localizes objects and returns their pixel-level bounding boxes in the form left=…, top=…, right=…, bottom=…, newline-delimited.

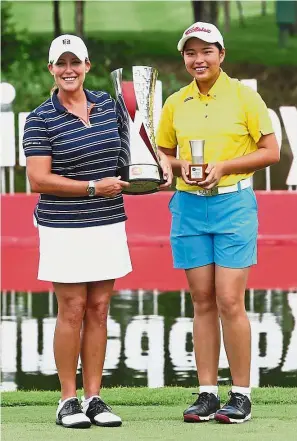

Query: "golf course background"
left=2, top=387, right=297, bottom=441
left=2, top=0, right=297, bottom=117
left=2, top=2, right=297, bottom=440
left=2, top=0, right=297, bottom=191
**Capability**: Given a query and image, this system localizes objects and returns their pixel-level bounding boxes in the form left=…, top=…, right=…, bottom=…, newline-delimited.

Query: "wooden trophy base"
left=189, top=163, right=208, bottom=182
left=117, top=164, right=163, bottom=195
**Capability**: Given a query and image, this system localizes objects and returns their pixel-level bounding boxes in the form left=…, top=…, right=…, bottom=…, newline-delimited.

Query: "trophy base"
left=117, top=164, right=163, bottom=195
left=189, top=163, right=208, bottom=182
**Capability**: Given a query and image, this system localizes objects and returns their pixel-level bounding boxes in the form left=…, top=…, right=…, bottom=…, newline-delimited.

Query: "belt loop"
left=237, top=181, right=242, bottom=192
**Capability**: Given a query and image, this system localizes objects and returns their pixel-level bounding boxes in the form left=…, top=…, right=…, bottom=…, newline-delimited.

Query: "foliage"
left=1, top=1, right=31, bottom=71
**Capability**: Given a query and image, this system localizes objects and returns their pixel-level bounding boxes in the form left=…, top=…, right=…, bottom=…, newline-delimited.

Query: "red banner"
left=2, top=191, right=297, bottom=291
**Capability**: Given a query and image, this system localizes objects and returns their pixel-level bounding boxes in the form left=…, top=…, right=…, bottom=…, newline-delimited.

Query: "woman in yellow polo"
left=157, top=22, right=279, bottom=424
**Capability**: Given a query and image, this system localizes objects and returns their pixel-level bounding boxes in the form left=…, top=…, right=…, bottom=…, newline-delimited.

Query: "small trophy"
left=189, top=140, right=208, bottom=181
left=110, top=66, right=164, bottom=195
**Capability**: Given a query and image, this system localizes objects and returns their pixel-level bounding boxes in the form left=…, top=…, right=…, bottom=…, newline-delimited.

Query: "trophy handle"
left=132, top=66, right=159, bottom=159
left=110, top=68, right=123, bottom=98
left=139, top=124, right=159, bottom=165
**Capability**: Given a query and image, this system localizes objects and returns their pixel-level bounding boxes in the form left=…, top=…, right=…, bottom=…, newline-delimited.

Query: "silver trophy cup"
left=110, top=66, right=164, bottom=195
left=189, top=139, right=207, bottom=181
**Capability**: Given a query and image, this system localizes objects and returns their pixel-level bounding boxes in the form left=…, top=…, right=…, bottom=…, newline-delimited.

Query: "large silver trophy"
left=111, top=66, right=164, bottom=194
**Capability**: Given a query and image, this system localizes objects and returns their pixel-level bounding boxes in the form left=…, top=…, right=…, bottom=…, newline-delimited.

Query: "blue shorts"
left=169, top=187, right=258, bottom=269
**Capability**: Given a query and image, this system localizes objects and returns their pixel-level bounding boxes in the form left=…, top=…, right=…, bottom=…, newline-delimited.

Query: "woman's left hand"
left=198, top=162, right=225, bottom=189
left=158, top=151, right=173, bottom=189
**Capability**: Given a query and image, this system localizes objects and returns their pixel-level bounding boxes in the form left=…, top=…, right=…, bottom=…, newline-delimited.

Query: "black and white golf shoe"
left=82, top=396, right=122, bottom=427
left=56, top=397, right=91, bottom=428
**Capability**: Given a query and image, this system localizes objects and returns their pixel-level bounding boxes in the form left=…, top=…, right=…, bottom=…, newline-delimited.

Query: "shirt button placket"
left=205, top=98, right=210, bottom=118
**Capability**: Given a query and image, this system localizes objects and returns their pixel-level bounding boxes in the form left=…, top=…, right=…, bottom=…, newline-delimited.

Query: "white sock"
left=59, top=396, right=77, bottom=405
left=81, top=395, right=100, bottom=404
left=199, top=385, right=218, bottom=397
left=231, top=386, right=251, bottom=401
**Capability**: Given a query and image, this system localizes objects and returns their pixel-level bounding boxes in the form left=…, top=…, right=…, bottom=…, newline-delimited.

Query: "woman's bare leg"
left=53, top=282, right=87, bottom=400
left=186, top=264, right=220, bottom=385
left=215, top=265, right=251, bottom=386
left=81, top=279, right=114, bottom=398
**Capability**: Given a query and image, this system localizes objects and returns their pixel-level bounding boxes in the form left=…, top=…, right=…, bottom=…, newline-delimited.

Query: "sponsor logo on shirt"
left=184, top=97, right=194, bottom=102
left=23, top=141, right=42, bottom=146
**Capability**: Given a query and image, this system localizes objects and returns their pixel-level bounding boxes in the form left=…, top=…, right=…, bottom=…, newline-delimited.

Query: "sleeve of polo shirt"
left=23, top=112, right=52, bottom=157
left=242, top=86, right=274, bottom=144
left=156, top=96, right=177, bottom=149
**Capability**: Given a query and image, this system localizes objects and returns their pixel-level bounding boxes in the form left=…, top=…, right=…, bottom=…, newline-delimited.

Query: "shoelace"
left=191, top=392, right=211, bottom=407
left=227, top=392, right=246, bottom=408
left=64, top=399, right=82, bottom=413
left=89, top=398, right=112, bottom=414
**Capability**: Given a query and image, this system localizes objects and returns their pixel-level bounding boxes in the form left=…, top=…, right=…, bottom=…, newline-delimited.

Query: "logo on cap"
left=62, top=39, right=71, bottom=45
left=185, top=26, right=211, bottom=35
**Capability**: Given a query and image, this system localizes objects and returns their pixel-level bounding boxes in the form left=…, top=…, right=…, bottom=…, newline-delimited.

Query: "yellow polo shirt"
left=156, top=71, right=274, bottom=191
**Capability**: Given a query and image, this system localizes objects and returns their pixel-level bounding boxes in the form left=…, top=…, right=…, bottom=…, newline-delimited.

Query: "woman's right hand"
left=95, top=177, right=130, bottom=198
left=180, top=160, right=199, bottom=185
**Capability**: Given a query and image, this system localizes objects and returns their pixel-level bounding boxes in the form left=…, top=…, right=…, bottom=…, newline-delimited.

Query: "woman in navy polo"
left=23, top=34, right=172, bottom=429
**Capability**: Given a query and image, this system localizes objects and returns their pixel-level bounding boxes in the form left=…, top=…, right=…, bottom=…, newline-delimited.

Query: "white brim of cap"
left=49, top=50, right=87, bottom=64
left=177, top=34, right=224, bottom=51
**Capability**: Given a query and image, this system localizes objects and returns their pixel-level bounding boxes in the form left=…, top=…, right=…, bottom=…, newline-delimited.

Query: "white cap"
left=177, top=22, right=224, bottom=51
left=48, top=34, right=89, bottom=64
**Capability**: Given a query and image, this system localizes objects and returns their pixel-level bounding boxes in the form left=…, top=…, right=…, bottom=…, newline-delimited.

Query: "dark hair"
left=182, top=41, right=223, bottom=54
left=214, top=42, right=223, bottom=51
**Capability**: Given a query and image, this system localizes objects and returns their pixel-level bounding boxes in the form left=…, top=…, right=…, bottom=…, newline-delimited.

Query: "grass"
left=2, top=405, right=297, bottom=441
left=2, top=386, right=297, bottom=407
left=2, top=388, right=297, bottom=441
left=10, top=1, right=275, bottom=33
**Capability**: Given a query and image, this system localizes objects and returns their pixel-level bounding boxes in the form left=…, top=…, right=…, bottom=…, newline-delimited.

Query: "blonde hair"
left=50, top=82, right=58, bottom=96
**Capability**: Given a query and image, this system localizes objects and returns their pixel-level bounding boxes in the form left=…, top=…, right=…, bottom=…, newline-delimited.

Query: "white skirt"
left=38, top=222, right=132, bottom=283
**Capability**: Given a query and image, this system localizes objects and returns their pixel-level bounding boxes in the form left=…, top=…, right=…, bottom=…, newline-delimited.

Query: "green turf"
left=2, top=388, right=297, bottom=441
left=2, top=387, right=297, bottom=407
left=2, top=405, right=297, bottom=441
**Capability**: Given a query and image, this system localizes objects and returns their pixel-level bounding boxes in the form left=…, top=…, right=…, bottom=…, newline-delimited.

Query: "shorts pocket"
left=243, top=187, right=258, bottom=210
left=168, top=191, right=177, bottom=211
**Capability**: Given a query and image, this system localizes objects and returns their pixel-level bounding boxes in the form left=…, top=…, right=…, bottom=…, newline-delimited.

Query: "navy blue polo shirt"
left=23, top=89, right=130, bottom=228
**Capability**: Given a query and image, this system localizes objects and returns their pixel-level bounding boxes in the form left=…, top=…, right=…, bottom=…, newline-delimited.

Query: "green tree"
left=236, top=1, right=245, bottom=27
left=75, top=0, right=85, bottom=37
left=223, top=1, right=230, bottom=32
left=53, top=0, right=62, bottom=37
left=1, top=0, right=29, bottom=72
left=191, top=1, right=218, bottom=26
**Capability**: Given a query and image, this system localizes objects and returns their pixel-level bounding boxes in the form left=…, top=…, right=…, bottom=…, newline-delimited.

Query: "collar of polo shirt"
left=51, top=88, right=100, bottom=113
left=193, top=68, right=224, bottom=99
